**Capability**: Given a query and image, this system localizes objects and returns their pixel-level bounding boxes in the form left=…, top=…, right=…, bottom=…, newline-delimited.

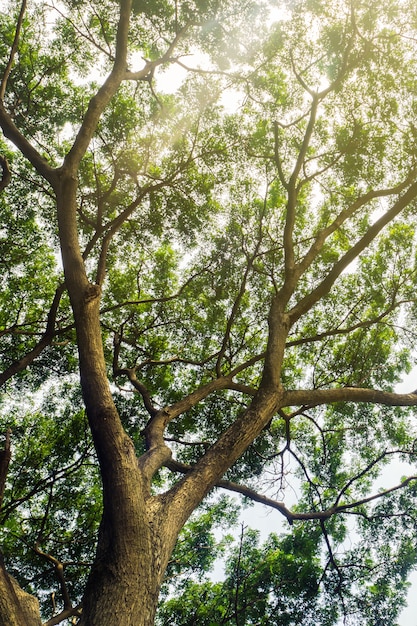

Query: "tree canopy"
left=1, top=0, right=417, bottom=624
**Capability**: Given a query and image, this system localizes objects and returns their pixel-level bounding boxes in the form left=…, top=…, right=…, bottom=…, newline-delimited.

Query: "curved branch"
left=0, top=284, right=65, bottom=387
left=165, top=457, right=294, bottom=523
left=34, top=543, right=73, bottom=612
left=166, top=459, right=417, bottom=525
left=0, top=104, right=56, bottom=184
left=125, top=22, right=192, bottom=81
left=286, top=296, right=408, bottom=348
left=114, top=367, right=158, bottom=417
left=0, top=0, right=27, bottom=101
left=64, top=0, right=132, bottom=172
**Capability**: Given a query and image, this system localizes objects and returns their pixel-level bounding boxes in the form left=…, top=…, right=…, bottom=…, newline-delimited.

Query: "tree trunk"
left=0, top=557, right=41, bottom=626
left=55, top=180, right=179, bottom=625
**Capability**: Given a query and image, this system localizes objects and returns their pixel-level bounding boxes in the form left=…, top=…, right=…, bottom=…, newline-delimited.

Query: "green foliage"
left=0, top=384, right=100, bottom=616
left=158, top=525, right=330, bottom=625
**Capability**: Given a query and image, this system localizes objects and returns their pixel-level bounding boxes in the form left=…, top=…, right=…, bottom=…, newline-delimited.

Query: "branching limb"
left=320, top=520, right=346, bottom=606
left=43, top=604, right=82, bottom=626
left=0, top=0, right=27, bottom=101
left=165, top=457, right=294, bottom=523
left=295, top=172, right=417, bottom=282
left=0, top=284, right=65, bottom=387
left=125, top=22, right=192, bottom=81
left=0, top=0, right=55, bottom=182
left=34, top=543, right=74, bottom=612
left=64, top=0, right=132, bottom=172
left=114, top=366, right=158, bottom=418
left=165, top=459, right=417, bottom=525
left=286, top=297, right=410, bottom=348
left=289, top=178, right=417, bottom=324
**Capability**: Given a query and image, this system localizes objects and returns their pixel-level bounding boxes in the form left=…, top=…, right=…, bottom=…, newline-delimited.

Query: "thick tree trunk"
left=55, top=180, right=179, bottom=624
left=79, top=508, right=172, bottom=626
left=0, top=557, right=41, bottom=626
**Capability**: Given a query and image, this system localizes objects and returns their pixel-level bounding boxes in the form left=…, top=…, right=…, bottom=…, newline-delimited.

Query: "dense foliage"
left=1, top=0, right=417, bottom=624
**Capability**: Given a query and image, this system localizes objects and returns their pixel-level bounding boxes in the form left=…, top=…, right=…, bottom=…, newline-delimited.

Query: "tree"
left=1, top=0, right=417, bottom=623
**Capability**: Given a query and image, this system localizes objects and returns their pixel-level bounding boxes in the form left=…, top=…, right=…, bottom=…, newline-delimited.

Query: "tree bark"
left=54, top=173, right=180, bottom=625
left=0, top=558, right=41, bottom=626
left=0, top=434, right=41, bottom=626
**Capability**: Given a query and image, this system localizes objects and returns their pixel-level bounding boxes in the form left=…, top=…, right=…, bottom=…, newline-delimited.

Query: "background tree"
left=1, top=0, right=417, bottom=624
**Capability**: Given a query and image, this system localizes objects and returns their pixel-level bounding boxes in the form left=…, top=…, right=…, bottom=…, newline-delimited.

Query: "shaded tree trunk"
left=54, top=178, right=179, bottom=625
left=0, top=559, right=42, bottom=626
left=0, top=434, right=41, bottom=626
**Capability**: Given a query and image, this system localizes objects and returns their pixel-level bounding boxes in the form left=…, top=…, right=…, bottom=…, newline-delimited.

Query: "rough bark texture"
left=0, top=557, right=42, bottom=626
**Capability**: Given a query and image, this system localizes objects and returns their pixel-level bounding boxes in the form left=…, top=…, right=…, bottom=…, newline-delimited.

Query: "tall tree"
left=1, top=0, right=417, bottom=624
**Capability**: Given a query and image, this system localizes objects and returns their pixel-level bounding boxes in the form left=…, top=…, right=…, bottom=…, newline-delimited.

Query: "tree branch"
left=0, top=284, right=65, bottom=387
left=289, top=178, right=417, bottom=324
left=43, top=604, right=82, bottom=626
left=63, top=0, right=132, bottom=172
left=0, top=0, right=27, bottom=101
left=283, top=386, right=417, bottom=408
left=0, top=155, right=11, bottom=192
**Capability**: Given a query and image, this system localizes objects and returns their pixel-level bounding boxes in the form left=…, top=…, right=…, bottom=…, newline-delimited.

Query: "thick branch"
left=0, top=104, right=56, bottom=184
left=137, top=370, right=262, bottom=486
left=283, top=386, right=417, bottom=408
left=64, top=0, right=132, bottom=172
left=43, top=604, right=82, bottom=626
